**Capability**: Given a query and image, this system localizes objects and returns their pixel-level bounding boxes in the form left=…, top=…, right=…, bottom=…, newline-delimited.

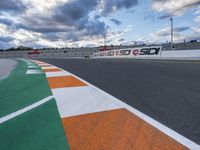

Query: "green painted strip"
left=0, top=99, right=70, bottom=150
left=0, top=59, right=70, bottom=150
left=0, top=60, right=52, bottom=117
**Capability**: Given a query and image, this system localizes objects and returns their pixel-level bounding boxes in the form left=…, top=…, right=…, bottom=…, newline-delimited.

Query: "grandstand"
left=0, top=41, right=200, bottom=58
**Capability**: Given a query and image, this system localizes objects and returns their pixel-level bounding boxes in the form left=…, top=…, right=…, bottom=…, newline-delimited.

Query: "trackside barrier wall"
left=162, top=50, right=200, bottom=58
left=92, top=47, right=200, bottom=59
left=92, top=46, right=162, bottom=58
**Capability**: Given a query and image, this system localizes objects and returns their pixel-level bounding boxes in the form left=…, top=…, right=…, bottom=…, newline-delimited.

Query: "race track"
left=41, top=58, right=200, bottom=144
left=0, top=59, right=16, bottom=80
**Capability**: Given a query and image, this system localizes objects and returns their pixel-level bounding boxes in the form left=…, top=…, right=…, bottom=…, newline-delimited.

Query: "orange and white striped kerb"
left=33, top=60, right=199, bottom=150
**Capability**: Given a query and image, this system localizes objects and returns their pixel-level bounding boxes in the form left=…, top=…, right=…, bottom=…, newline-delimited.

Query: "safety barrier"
left=92, top=46, right=200, bottom=60
left=162, top=50, right=200, bottom=58
left=92, top=46, right=162, bottom=58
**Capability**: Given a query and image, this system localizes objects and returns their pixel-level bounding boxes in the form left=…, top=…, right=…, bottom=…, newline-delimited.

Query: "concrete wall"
left=162, top=50, right=200, bottom=58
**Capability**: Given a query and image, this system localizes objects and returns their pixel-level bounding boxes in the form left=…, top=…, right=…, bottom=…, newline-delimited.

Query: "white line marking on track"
left=0, top=96, right=54, bottom=124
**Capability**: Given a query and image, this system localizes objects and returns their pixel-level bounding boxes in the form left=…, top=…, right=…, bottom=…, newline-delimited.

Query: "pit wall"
left=92, top=46, right=200, bottom=60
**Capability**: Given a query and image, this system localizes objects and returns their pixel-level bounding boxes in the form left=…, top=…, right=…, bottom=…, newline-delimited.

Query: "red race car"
left=27, top=50, right=40, bottom=55
left=99, top=46, right=111, bottom=51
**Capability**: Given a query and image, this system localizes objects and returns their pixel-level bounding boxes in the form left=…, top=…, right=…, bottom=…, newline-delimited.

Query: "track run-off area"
left=0, top=58, right=200, bottom=150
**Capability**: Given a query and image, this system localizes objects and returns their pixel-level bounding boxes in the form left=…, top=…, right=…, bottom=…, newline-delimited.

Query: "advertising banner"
left=92, top=46, right=162, bottom=58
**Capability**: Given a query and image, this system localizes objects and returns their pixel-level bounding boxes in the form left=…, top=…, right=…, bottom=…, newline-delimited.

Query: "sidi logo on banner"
left=116, top=49, right=131, bottom=56
left=138, top=47, right=161, bottom=55
left=132, top=49, right=140, bottom=56
left=132, top=47, right=161, bottom=56
left=93, top=46, right=162, bottom=57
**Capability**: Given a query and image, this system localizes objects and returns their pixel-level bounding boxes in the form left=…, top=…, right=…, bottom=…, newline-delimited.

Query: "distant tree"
left=190, top=40, right=197, bottom=43
left=6, top=47, right=15, bottom=51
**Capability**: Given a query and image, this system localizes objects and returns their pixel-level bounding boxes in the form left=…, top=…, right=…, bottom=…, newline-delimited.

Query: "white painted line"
left=38, top=64, right=51, bottom=67
left=0, top=96, right=54, bottom=124
left=19, top=59, right=38, bottom=68
left=50, top=64, right=200, bottom=150
left=31, top=60, right=43, bottom=64
left=41, top=66, right=56, bottom=69
left=45, top=71, right=71, bottom=77
left=52, top=86, right=122, bottom=118
left=28, top=66, right=39, bottom=68
left=19, top=59, right=34, bottom=65
left=26, top=70, right=43, bottom=74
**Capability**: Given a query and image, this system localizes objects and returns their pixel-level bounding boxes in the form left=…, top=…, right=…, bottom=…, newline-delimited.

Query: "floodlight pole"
left=170, top=18, right=173, bottom=50
left=104, top=32, right=107, bottom=46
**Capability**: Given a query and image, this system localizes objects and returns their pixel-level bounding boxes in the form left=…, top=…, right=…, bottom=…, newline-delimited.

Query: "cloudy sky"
left=0, top=0, right=200, bottom=49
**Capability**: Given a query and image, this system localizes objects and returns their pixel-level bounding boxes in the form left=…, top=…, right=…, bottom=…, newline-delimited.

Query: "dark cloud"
left=43, top=32, right=80, bottom=42
left=175, top=26, right=190, bottom=32
left=16, top=21, right=70, bottom=33
left=110, top=18, right=122, bottom=25
left=14, top=0, right=106, bottom=41
left=159, top=13, right=174, bottom=19
left=16, top=0, right=138, bottom=35
left=187, top=35, right=200, bottom=41
left=101, top=0, right=138, bottom=15
left=15, top=15, right=73, bottom=33
left=118, top=38, right=125, bottom=42
left=143, top=12, right=156, bottom=23
left=156, top=26, right=190, bottom=37
left=0, top=0, right=26, bottom=14
left=53, top=0, right=97, bottom=26
left=52, top=0, right=107, bottom=37
left=94, top=15, right=101, bottom=20
left=0, top=18, right=13, bottom=26
left=0, top=0, right=138, bottom=45
left=0, top=35, right=15, bottom=49
left=156, top=32, right=169, bottom=37
left=0, top=36, right=14, bottom=42
left=14, top=0, right=103, bottom=35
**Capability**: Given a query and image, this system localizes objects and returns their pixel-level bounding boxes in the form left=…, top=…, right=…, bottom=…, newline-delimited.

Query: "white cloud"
left=0, top=0, right=140, bottom=48
left=194, top=15, right=200, bottom=23
left=0, top=24, right=8, bottom=35
left=152, top=0, right=200, bottom=17
left=106, top=25, right=134, bottom=45
left=22, top=0, right=69, bottom=16
left=145, top=26, right=200, bottom=44
left=194, top=7, right=200, bottom=15
left=193, top=6, right=200, bottom=23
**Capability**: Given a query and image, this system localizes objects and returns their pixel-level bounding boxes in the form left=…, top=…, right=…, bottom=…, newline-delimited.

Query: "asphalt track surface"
left=0, top=59, right=16, bottom=80
left=41, top=58, right=200, bottom=144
